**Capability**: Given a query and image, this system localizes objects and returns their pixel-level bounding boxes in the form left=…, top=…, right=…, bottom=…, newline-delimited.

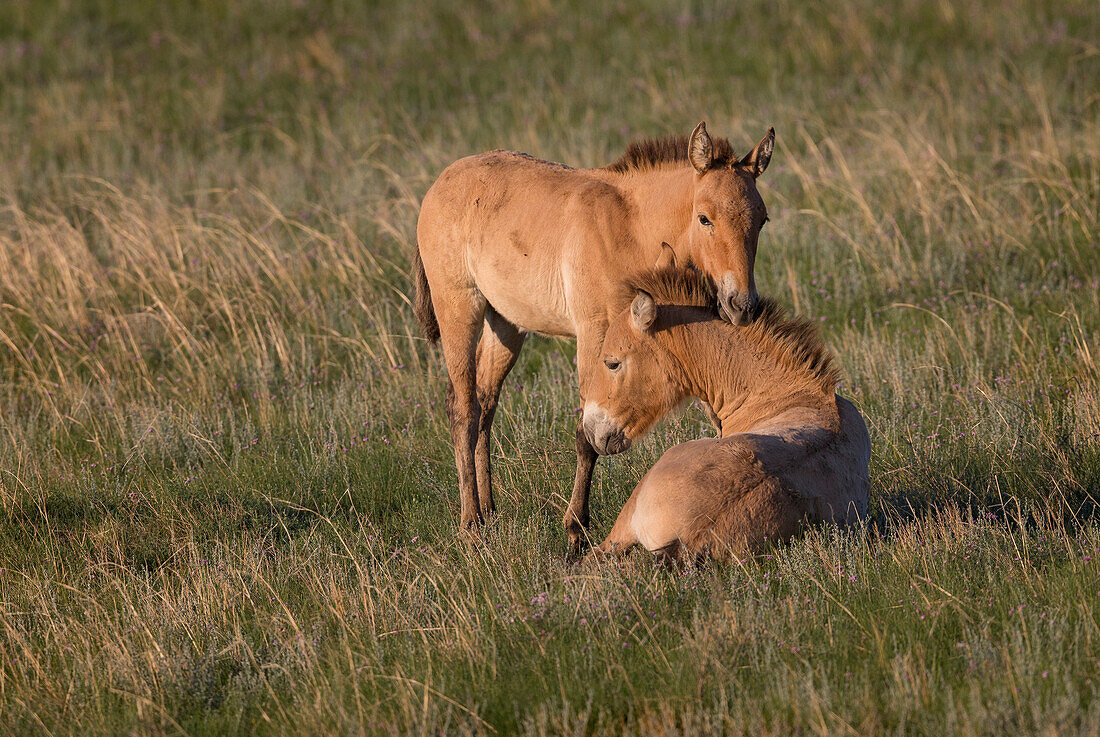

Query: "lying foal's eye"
left=697, top=214, right=712, bottom=227
left=604, top=358, right=622, bottom=371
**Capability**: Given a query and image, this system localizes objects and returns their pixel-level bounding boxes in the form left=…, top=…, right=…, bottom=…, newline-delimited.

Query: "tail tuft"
left=413, top=246, right=440, bottom=343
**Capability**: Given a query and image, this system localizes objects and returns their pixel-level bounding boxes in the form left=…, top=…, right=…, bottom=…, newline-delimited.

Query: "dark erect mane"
left=626, top=266, right=840, bottom=392
left=743, top=299, right=841, bottom=392
left=626, top=265, right=717, bottom=310
left=604, top=134, right=739, bottom=173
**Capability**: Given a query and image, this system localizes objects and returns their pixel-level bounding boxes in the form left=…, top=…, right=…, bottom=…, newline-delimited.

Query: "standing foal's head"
left=685, top=121, right=774, bottom=326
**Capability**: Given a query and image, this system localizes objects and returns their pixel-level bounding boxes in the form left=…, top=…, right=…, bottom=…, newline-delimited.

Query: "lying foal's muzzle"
left=582, top=403, right=632, bottom=456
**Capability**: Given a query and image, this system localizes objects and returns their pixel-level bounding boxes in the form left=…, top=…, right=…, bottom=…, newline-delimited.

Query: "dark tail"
left=413, top=245, right=440, bottom=343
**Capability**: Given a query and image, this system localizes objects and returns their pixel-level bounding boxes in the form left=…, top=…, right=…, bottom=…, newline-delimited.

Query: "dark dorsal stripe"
left=604, top=134, right=739, bottom=173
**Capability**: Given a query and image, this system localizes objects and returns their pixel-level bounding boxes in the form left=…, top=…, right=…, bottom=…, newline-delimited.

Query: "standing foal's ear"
left=689, top=121, right=713, bottom=174
left=630, top=291, right=657, bottom=332
left=738, top=127, right=775, bottom=179
left=655, top=242, right=676, bottom=269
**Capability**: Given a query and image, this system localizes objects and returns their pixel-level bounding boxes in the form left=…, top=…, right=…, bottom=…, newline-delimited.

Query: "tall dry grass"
left=1, top=0, right=1098, bottom=734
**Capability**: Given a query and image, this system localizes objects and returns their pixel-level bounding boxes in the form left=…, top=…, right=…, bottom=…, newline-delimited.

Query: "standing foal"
left=416, top=123, right=776, bottom=545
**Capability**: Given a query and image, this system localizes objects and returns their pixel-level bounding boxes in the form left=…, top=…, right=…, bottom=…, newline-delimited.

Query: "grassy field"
left=1, top=1, right=1099, bottom=734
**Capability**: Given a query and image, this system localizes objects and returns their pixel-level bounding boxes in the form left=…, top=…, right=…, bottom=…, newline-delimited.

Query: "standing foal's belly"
left=469, top=245, right=575, bottom=338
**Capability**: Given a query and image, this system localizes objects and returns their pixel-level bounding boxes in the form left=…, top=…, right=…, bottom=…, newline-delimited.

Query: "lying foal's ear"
left=738, top=127, right=775, bottom=178
left=630, top=291, right=657, bottom=332
left=655, top=242, right=676, bottom=269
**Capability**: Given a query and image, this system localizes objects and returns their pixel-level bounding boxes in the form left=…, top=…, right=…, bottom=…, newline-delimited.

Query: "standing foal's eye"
left=604, top=358, right=622, bottom=371
left=698, top=214, right=713, bottom=227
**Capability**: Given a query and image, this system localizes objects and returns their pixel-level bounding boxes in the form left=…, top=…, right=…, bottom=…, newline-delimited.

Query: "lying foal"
left=582, top=267, right=870, bottom=562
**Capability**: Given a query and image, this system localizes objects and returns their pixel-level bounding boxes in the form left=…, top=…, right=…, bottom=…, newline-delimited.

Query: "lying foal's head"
left=582, top=268, right=716, bottom=455
left=584, top=266, right=840, bottom=456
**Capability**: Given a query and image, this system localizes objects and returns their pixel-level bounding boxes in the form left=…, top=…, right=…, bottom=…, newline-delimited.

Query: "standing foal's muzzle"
left=718, top=288, right=758, bottom=326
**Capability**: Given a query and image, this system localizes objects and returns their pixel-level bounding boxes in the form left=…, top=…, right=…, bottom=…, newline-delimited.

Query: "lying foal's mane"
left=745, top=299, right=840, bottom=393
left=626, top=265, right=717, bottom=309
left=604, top=134, right=739, bottom=173
left=626, top=267, right=840, bottom=393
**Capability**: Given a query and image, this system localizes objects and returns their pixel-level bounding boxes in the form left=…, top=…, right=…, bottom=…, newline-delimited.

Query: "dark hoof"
left=459, top=515, right=485, bottom=533
left=565, top=525, right=590, bottom=557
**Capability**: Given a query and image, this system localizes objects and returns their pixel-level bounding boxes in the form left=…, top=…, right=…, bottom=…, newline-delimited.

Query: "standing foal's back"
left=582, top=269, right=870, bottom=562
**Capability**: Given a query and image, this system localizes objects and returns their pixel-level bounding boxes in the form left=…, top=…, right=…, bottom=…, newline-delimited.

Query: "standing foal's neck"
left=603, top=166, right=696, bottom=260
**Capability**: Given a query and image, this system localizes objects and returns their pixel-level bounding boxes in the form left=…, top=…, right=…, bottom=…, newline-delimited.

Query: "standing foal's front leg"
left=563, top=322, right=606, bottom=552
left=564, top=424, right=598, bottom=551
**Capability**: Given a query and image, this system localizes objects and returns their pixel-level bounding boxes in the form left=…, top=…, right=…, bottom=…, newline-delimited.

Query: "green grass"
left=1, top=0, right=1098, bottom=734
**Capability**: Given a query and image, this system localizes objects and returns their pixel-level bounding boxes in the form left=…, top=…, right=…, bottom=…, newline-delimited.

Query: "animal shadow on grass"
left=865, top=482, right=1100, bottom=548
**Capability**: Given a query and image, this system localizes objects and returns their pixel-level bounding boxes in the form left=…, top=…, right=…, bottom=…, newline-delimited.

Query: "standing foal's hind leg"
left=474, top=309, right=526, bottom=519
left=436, top=289, right=488, bottom=530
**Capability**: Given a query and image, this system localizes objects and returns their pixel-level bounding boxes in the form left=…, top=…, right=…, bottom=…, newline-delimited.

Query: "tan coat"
left=414, top=124, right=776, bottom=543
left=581, top=268, right=871, bottom=562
